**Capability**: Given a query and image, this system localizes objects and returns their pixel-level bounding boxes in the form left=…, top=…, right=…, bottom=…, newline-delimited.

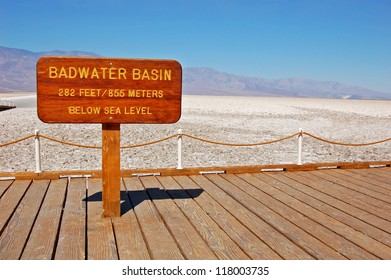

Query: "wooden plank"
left=0, top=170, right=103, bottom=181
left=55, top=178, right=86, bottom=260
left=102, top=123, right=121, bottom=218
left=229, top=173, right=376, bottom=260
left=279, top=172, right=391, bottom=243
left=374, top=167, right=391, bottom=182
left=0, top=180, right=31, bottom=235
left=373, top=167, right=391, bottom=174
left=0, top=180, right=50, bottom=260
left=123, top=177, right=184, bottom=259
left=274, top=172, right=391, bottom=249
left=314, top=170, right=391, bottom=220
left=347, top=169, right=391, bottom=189
left=310, top=170, right=391, bottom=219
left=0, top=180, right=12, bottom=197
left=111, top=180, right=150, bottom=260
left=331, top=170, right=391, bottom=203
left=190, top=174, right=313, bottom=260
left=140, top=176, right=217, bottom=259
left=86, top=178, right=118, bottom=260
left=255, top=172, right=391, bottom=259
left=174, top=175, right=282, bottom=259
left=295, top=171, right=391, bottom=234
left=1, top=161, right=390, bottom=181
left=21, top=179, right=67, bottom=260
left=158, top=176, right=250, bottom=260
left=209, top=174, right=347, bottom=260
left=344, top=169, right=391, bottom=190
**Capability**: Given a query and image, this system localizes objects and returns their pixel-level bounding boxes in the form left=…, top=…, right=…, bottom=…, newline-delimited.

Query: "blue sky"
left=1, top=0, right=391, bottom=94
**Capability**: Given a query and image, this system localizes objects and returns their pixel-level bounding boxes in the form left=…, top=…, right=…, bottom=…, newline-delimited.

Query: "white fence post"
left=34, top=129, right=42, bottom=173
left=177, top=129, right=183, bottom=169
left=297, top=128, right=303, bottom=165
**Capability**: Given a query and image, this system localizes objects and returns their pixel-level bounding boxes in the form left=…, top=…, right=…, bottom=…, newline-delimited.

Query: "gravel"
left=0, top=95, right=390, bottom=172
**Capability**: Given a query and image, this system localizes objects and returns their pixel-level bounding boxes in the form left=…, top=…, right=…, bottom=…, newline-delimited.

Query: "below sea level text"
left=68, top=106, right=152, bottom=115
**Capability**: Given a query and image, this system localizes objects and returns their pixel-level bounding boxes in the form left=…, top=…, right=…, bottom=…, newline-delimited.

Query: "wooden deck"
left=0, top=164, right=390, bottom=260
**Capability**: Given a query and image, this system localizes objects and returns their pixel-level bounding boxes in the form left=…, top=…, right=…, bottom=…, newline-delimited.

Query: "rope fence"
left=0, top=129, right=390, bottom=172
left=180, top=132, right=301, bottom=146
left=301, top=132, right=391, bottom=147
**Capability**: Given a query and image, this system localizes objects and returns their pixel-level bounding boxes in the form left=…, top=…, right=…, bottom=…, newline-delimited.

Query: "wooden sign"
left=37, top=56, right=182, bottom=124
left=37, top=56, right=182, bottom=218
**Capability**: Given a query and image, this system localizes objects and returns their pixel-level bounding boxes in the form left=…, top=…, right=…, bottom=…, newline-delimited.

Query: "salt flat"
left=0, top=95, right=390, bottom=172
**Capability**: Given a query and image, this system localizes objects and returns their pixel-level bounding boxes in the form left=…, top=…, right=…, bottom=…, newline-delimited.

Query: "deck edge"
left=0, top=161, right=390, bottom=180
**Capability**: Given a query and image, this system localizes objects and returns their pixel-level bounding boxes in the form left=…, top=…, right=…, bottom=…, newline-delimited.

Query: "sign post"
left=37, top=56, right=182, bottom=217
left=102, top=123, right=121, bottom=217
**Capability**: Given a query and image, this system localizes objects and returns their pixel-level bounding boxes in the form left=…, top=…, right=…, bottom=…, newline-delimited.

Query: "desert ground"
left=0, top=93, right=390, bottom=172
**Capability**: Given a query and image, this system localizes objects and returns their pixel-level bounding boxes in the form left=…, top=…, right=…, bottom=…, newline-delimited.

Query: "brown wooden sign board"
left=37, top=56, right=182, bottom=218
left=37, top=56, right=182, bottom=124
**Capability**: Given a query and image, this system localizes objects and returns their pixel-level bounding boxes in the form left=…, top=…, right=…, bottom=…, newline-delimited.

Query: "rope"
left=40, top=133, right=179, bottom=149
left=303, top=132, right=391, bottom=147
left=39, top=134, right=101, bottom=149
left=0, top=134, right=35, bottom=147
left=120, top=134, right=178, bottom=148
left=181, top=132, right=300, bottom=146
left=1, top=131, right=390, bottom=149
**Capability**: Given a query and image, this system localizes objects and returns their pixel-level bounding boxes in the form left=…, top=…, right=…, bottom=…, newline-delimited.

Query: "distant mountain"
left=1, top=46, right=390, bottom=99
left=0, top=46, right=100, bottom=92
left=183, top=67, right=391, bottom=100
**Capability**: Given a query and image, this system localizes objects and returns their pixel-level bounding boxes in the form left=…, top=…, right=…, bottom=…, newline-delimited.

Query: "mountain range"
left=0, top=46, right=99, bottom=92
left=1, top=45, right=390, bottom=99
